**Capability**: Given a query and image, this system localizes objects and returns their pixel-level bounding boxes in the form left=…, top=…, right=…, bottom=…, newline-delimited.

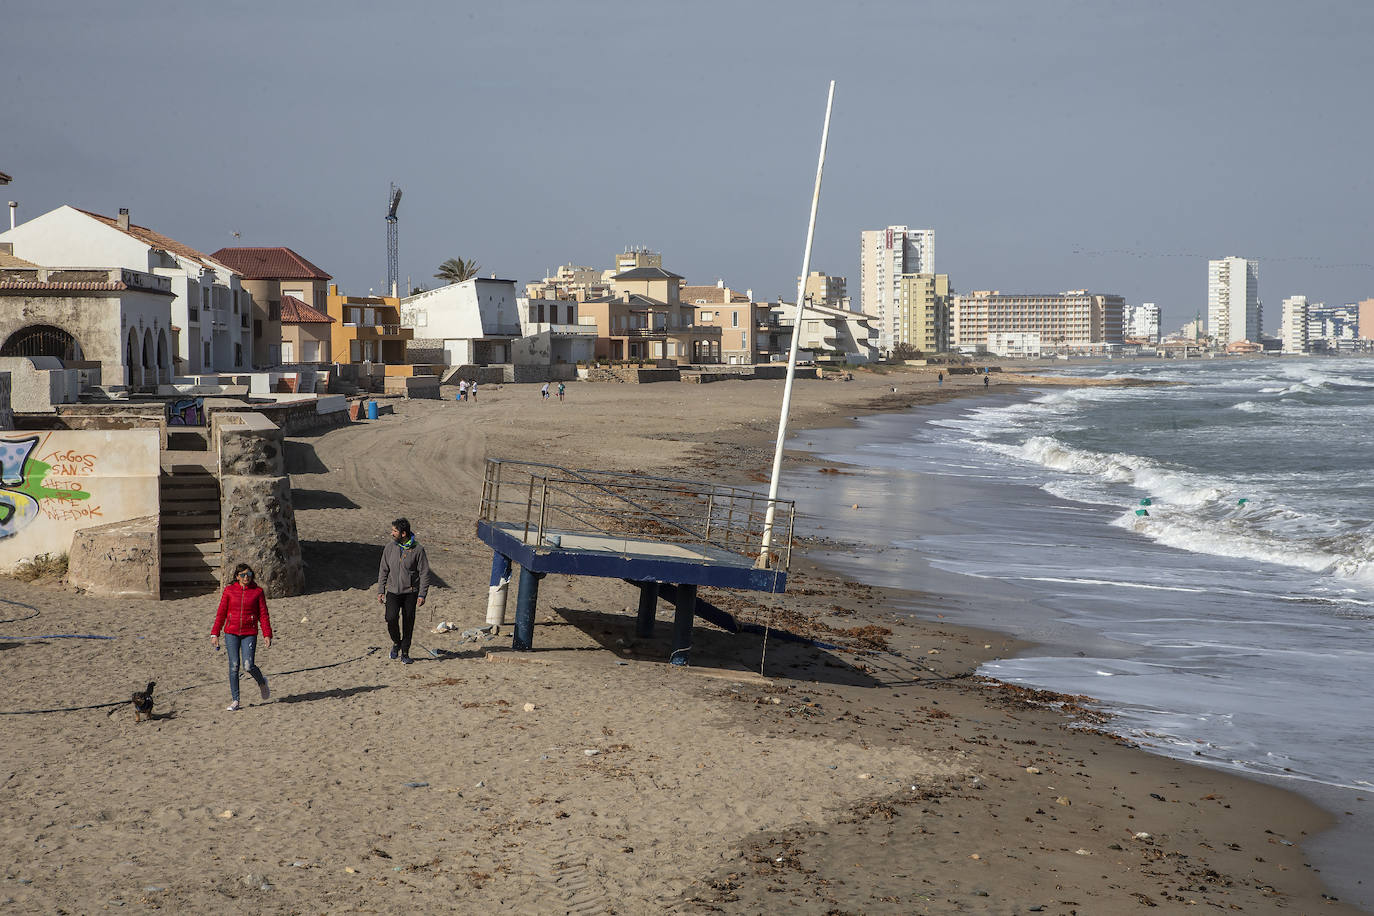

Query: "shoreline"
left=0, top=367, right=1365, bottom=913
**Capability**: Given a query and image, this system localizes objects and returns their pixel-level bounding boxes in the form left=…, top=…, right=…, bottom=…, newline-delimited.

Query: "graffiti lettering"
left=41, top=503, right=104, bottom=523
left=41, top=450, right=97, bottom=473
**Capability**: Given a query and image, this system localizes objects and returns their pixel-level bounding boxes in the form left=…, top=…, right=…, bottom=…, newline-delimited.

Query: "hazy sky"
left=4, top=1, right=1371, bottom=329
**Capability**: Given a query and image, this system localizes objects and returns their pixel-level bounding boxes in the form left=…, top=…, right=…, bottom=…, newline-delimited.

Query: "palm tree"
left=435, top=257, right=481, bottom=285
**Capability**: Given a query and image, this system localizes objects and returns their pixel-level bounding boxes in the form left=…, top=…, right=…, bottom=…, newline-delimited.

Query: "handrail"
left=478, top=459, right=794, bottom=572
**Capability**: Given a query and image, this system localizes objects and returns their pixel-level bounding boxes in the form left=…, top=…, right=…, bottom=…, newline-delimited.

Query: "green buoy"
left=1135, top=508, right=1149, bottom=517
left=1140, top=498, right=1152, bottom=506
left=1238, top=498, right=1248, bottom=506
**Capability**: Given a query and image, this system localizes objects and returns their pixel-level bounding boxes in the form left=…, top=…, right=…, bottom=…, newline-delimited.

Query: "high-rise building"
left=1359, top=298, right=1374, bottom=340
left=1280, top=295, right=1309, bottom=354
left=1306, top=302, right=1357, bottom=347
left=1124, top=302, right=1160, bottom=342
left=1207, top=257, right=1261, bottom=345
left=800, top=271, right=847, bottom=310
left=898, top=274, right=950, bottom=354
left=951, top=290, right=1125, bottom=353
left=859, top=226, right=934, bottom=352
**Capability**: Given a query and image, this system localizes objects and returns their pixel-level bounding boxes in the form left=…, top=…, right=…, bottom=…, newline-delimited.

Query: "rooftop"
left=210, top=246, right=332, bottom=280
left=280, top=294, right=335, bottom=324
left=76, top=208, right=222, bottom=271
left=613, top=266, right=684, bottom=281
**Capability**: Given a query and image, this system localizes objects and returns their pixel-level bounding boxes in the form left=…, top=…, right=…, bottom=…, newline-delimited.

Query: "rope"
left=0, top=646, right=381, bottom=716
left=0, top=595, right=41, bottom=625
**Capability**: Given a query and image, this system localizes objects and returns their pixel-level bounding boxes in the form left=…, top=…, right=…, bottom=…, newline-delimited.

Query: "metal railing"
left=478, top=459, right=794, bottom=572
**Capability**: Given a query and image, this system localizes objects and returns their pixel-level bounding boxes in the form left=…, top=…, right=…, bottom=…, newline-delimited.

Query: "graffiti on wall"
left=0, top=434, right=95, bottom=540
left=168, top=397, right=206, bottom=427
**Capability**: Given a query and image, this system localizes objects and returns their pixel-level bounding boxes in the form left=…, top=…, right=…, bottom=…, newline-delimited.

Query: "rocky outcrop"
left=67, top=515, right=160, bottom=599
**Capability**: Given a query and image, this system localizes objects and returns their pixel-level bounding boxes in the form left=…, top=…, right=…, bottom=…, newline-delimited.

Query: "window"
left=282, top=341, right=294, bottom=362
left=203, top=341, right=211, bottom=365
left=700, top=311, right=711, bottom=323
left=731, top=312, right=739, bottom=328
left=268, top=300, right=281, bottom=321
left=304, top=340, right=319, bottom=362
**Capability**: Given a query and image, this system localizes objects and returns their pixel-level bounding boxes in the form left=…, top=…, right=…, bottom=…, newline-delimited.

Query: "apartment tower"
left=1280, top=295, right=1309, bottom=354
left=1207, top=257, right=1261, bottom=345
left=860, top=226, right=934, bottom=352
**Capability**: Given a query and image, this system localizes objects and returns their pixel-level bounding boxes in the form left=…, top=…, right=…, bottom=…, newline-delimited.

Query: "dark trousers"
left=385, top=592, right=419, bottom=656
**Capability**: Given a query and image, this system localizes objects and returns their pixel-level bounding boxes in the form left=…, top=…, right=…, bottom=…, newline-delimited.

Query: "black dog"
left=131, top=681, right=156, bottom=722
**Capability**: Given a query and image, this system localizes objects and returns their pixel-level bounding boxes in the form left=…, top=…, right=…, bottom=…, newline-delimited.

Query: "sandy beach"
left=1, top=368, right=1365, bottom=914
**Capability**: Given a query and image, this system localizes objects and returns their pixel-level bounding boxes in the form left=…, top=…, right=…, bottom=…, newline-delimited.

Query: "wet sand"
left=0, top=368, right=1364, bottom=914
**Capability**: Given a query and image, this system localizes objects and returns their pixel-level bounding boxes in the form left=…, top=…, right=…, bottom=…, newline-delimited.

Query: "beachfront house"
left=0, top=248, right=176, bottom=396
left=0, top=206, right=249, bottom=375
left=681, top=283, right=768, bottom=365
left=210, top=246, right=333, bottom=368
left=771, top=299, right=881, bottom=364
left=399, top=277, right=522, bottom=368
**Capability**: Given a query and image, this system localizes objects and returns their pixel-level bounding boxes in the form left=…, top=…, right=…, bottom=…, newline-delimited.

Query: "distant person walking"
left=211, top=563, right=273, bottom=711
left=540, top=382, right=550, bottom=400
left=377, top=517, right=431, bottom=664
left=470, top=380, right=479, bottom=402
left=557, top=381, right=565, bottom=402
left=937, top=372, right=943, bottom=386
left=458, top=379, right=468, bottom=402
left=983, top=374, right=990, bottom=389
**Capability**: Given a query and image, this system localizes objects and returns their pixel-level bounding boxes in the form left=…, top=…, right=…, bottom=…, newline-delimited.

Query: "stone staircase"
left=160, top=436, right=222, bottom=594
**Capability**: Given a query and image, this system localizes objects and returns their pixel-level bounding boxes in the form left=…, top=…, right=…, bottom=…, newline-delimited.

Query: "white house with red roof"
left=0, top=205, right=249, bottom=375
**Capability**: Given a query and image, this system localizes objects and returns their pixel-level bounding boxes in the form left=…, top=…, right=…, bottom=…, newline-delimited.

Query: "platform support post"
left=512, top=567, right=542, bottom=651
left=487, top=552, right=512, bottom=627
left=670, top=583, right=697, bottom=666
left=636, top=582, right=660, bottom=638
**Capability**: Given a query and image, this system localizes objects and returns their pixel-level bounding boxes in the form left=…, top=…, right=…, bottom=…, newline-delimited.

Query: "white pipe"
left=757, top=80, right=835, bottom=567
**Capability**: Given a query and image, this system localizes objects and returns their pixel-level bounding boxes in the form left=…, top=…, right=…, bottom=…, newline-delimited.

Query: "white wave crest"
left=1004, top=436, right=1224, bottom=508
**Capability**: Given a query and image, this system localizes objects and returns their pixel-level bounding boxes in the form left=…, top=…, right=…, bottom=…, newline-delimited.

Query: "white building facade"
left=1280, top=295, right=1309, bottom=354
left=0, top=205, right=248, bottom=375
left=859, top=226, right=934, bottom=352
left=400, top=277, right=523, bottom=365
left=1125, top=302, right=1161, bottom=342
left=1207, top=257, right=1261, bottom=345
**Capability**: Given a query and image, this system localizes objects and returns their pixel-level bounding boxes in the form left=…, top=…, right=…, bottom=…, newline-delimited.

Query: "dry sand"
left=1, top=367, right=1364, bottom=914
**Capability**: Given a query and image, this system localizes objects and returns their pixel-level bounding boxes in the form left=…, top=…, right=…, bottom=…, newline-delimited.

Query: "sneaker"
left=259, top=680, right=271, bottom=701
left=400, top=655, right=413, bottom=665
left=389, top=645, right=400, bottom=660
left=226, top=700, right=241, bottom=711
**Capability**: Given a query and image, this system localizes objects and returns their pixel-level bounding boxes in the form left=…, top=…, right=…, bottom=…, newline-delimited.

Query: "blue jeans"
left=224, top=633, right=266, bottom=702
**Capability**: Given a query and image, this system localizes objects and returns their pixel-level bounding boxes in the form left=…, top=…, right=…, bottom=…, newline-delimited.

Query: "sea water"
left=789, top=358, right=1374, bottom=907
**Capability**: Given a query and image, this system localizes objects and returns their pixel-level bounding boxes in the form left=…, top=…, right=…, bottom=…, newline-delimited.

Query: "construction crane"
left=386, top=182, right=402, bottom=298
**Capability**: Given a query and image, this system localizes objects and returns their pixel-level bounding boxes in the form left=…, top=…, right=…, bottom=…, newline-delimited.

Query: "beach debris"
left=1025, top=766, right=1041, bottom=774
left=241, top=873, right=272, bottom=890
left=433, top=621, right=457, bottom=633
left=1134, top=831, right=1152, bottom=840
left=851, top=503, right=860, bottom=510
left=403, top=782, right=429, bottom=788
left=969, top=853, right=981, bottom=860
left=1055, top=796, right=1071, bottom=806
left=1150, top=792, right=1166, bottom=801
left=291, top=861, right=309, bottom=868
left=857, top=773, right=871, bottom=780
left=1074, top=848, right=1092, bottom=856
left=458, top=624, right=499, bottom=641
left=219, top=809, right=235, bottom=818
left=523, top=702, right=536, bottom=712
left=475, top=780, right=485, bottom=788
left=300, top=616, right=309, bottom=623
left=614, top=660, right=628, bottom=666
left=345, top=866, right=358, bottom=874
left=583, top=749, right=600, bottom=757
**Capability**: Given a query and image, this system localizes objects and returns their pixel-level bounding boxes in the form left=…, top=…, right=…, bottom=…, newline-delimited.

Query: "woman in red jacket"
left=210, top=563, right=274, bottom=711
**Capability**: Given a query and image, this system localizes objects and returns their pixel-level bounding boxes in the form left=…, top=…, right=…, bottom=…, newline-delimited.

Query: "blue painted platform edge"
left=476, top=520, right=788, bottom=594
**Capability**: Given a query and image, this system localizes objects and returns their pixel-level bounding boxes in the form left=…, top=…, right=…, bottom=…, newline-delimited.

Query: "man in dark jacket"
left=377, top=517, right=431, bottom=664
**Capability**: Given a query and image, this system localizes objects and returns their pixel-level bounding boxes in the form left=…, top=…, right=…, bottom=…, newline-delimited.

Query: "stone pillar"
left=217, top=413, right=304, bottom=597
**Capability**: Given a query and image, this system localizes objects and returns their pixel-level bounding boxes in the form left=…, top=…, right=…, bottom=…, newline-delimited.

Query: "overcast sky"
left=4, top=0, right=1371, bottom=329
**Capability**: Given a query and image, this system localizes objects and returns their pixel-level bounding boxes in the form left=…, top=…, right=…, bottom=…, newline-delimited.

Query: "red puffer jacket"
left=212, top=581, right=273, bottom=638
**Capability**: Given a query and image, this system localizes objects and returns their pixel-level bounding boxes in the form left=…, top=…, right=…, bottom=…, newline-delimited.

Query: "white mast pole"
left=757, top=80, right=835, bottom=567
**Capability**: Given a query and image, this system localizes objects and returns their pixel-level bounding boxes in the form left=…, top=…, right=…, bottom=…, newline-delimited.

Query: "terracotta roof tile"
left=210, top=246, right=332, bottom=280
left=681, top=285, right=750, bottom=304
left=613, top=266, right=684, bottom=281
left=0, top=281, right=136, bottom=292
left=76, top=209, right=222, bottom=271
left=279, top=294, right=334, bottom=323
